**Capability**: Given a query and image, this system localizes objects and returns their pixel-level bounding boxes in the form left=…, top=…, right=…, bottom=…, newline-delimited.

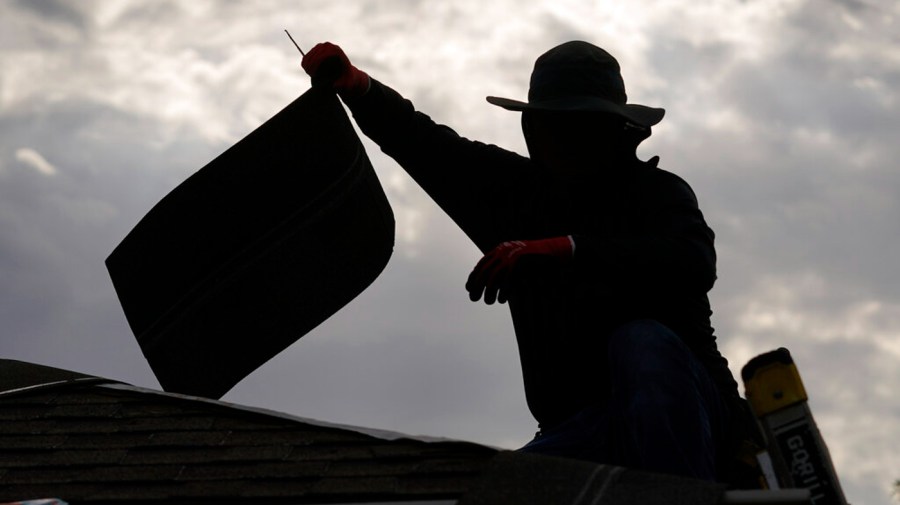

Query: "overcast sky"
left=1, top=0, right=898, bottom=503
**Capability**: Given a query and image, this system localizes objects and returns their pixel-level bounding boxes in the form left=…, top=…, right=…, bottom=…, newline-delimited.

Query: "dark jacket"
left=346, top=79, right=740, bottom=428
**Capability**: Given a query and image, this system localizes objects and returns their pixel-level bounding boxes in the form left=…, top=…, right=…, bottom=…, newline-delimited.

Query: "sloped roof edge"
left=0, top=358, right=497, bottom=449
left=0, top=358, right=121, bottom=399
left=100, top=382, right=496, bottom=447
left=0, top=358, right=499, bottom=504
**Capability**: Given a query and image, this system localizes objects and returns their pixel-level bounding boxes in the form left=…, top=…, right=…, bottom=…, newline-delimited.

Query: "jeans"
left=518, top=319, right=726, bottom=481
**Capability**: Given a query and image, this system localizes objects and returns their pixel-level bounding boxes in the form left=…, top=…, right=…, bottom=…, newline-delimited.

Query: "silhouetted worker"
left=302, top=40, right=743, bottom=482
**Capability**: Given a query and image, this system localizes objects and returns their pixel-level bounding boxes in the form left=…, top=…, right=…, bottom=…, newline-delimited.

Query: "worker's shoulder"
left=638, top=163, right=691, bottom=188
left=637, top=164, right=701, bottom=202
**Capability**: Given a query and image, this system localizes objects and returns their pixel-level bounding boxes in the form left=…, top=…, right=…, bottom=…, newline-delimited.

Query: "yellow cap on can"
left=741, top=348, right=808, bottom=416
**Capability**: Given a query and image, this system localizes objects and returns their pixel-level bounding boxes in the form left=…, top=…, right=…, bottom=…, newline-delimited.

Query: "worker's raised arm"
left=301, top=42, right=530, bottom=252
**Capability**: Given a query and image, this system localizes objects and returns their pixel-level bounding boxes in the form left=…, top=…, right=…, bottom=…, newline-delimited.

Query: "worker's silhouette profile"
left=302, top=40, right=747, bottom=483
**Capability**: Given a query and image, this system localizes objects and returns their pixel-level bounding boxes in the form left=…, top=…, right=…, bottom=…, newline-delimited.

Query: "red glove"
left=466, top=236, right=574, bottom=305
left=301, top=42, right=370, bottom=99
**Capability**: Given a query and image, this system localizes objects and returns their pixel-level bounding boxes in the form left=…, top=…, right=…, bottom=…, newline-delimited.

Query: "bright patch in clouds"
left=15, top=148, right=58, bottom=176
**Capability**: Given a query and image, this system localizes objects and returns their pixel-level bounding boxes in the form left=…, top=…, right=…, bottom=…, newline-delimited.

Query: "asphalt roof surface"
left=0, top=358, right=733, bottom=505
left=0, top=359, right=496, bottom=504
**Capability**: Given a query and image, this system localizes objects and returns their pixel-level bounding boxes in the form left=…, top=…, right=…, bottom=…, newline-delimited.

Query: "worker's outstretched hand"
left=301, top=42, right=370, bottom=99
left=466, top=236, right=574, bottom=305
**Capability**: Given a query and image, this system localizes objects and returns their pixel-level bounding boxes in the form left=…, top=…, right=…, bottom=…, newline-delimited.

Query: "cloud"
left=11, top=0, right=87, bottom=29
left=14, top=148, right=58, bottom=176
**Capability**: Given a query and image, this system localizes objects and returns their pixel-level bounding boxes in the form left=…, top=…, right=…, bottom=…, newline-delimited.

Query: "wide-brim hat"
left=487, top=41, right=664, bottom=128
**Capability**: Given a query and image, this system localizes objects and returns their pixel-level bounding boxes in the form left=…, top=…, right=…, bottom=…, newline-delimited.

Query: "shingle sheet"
left=105, top=86, right=395, bottom=400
